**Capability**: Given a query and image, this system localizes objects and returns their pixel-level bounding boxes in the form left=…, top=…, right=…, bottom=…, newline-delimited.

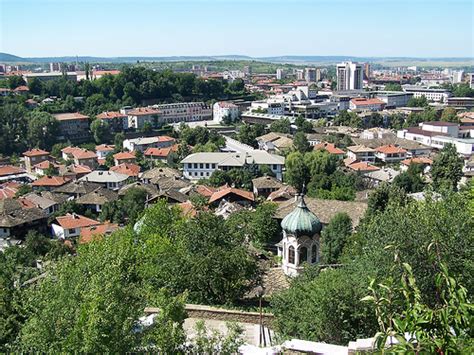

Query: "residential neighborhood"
left=0, top=0, right=472, bottom=352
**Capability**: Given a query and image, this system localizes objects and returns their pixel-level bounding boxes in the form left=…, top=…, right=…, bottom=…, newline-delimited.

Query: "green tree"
left=407, top=96, right=429, bottom=107
left=27, top=111, right=59, bottom=150
left=113, top=132, right=125, bottom=151
left=28, top=77, right=43, bottom=95
left=367, top=183, right=408, bottom=216
left=270, top=118, right=291, bottom=134
left=7, top=75, right=25, bottom=89
left=90, top=119, right=111, bottom=144
left=295, top=116, right=313, bottom=133
left=0, top=103, right=27, bottom=155
left=285, top=152, right=310, bottom=192
left=440, top=107, right=459, bottom=123
left=392, top=163, right=424, bottom=193
left=431, top=143, right=463, bottom=191
left=320, top=213, right=352, bottom=264
left=384, top=83, right=403, bottom=91
left=100, top=187, right=147, bottom=224
left=293, top=132, right=311, bottom=153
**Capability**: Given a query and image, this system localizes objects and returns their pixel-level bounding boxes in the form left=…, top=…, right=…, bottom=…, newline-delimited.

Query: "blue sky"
left=1, top=0, right=473, bottom=58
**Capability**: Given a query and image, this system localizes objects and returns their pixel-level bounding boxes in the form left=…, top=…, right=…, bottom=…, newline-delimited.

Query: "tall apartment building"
left=304, top=68, right=317, bottom=82
left=336, top=62, right=363, bottom=91
left=52, top=112, right=90, bottom=143
left=276, top=68, right=285, bottom=80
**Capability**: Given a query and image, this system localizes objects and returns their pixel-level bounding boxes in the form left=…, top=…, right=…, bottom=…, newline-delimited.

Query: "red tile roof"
left=195, top=185, right=219, bottom=198
left=127, top=107, right=160, bottom=116
left=70, top=164, right=92, bottom=174
left=110, top=163, right=140, bottom=177
left=96, top=111, right=127, bottom=119
left=53, top=112, right=89, bottom=121
left=350, top=98, right=385, bottom=106
left=79, top=222, right=119, bottom=244
left=144, top=147, right=173, bottom=158
left=348, top=161, right=380, bottom=172
left=73, top=149, right=97, bottom=160
left=113, top=152, right=136, bottom=160
left=14, top=86, right=29, bottom=92
left=0, top=165, right=26, bottom=177
left=376, top=145, right=407, bottom=154
left=93, top=70, right=121, bottom=76
left=314, top=142, right=345, bottom=155
left=33, top=161, right=59, bottom=169
left=32, top=175, right=71, bottom=187
left=55, top=213, right=100, bottom=229
left=0, top=182, right=20, bottom=200
left=95, top=144, right=115, bottom=152
left=209, top=187, right=255, bottom=203
left=23, top=148, right=50, bottom=157
left=401, top=157, right=433, bottom=166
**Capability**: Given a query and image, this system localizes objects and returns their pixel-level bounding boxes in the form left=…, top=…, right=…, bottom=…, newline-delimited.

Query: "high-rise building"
left=50, top=62, right=62, bottom=72
left=295, top=69, right=304, bottom=81
left=364, top=63, right=371, bottom=81
left=304, top=68, right=317, bottom=82
left=276, top=68, right=285, bottom=80
left=316, top=68, right=322, bottom=82
left=469, top=73, right=474, bottom=89
left=336, top=62, right=363, bottom=91
left=452, top=70, right=464, bottom=84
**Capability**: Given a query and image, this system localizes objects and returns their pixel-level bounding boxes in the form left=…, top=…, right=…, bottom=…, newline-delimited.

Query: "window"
left=272, top=164, right=277, bottom=170
left=68, top=228, right=76, bottom=234
left=200, top=163, right=204, bottom=169
left=206, top=163, right=209, bottom=169
left=200, top=172, right=203, bottom=176
left=299, top=247, right=308, bottom=266
left=194, top=163, right=198, bottom=169
left=311, top=245, right=318, bottom=263
left=288, top=246, right=295, bottom=264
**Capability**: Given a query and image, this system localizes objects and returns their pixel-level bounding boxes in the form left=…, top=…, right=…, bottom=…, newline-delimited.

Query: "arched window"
left=288, top=246, right=295, bottom=264
left=299, top=247, right=308, bottom=266
left=311, top=244, right=318, bottom=263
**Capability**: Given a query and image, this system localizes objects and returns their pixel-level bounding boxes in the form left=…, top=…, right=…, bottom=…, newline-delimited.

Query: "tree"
left=100, top=187, right=147, bottom=224
left=285, top=152, right=310, bottom=192
left=407, top=96, right=429, bottom=107
left=452, top=83, right=474, bottom=97
left=384, top=83, right=403, bottom=91
left=26, top=111, right=59, bottom=150
left=320, top=213, right=352, bottom=264
left=431, top=143, right=463, bottom=191
left=392, top=163, right=424, bottom=193
left=237, top=123, right=264, bottom=148
left=0, top=104, right=28, bottom=155
left=295, top=116, right=313, bottom=133
left=270, top=118, right=291, bottom=134
left=28, top=77, right=43, bottom=95
left=293, top=132, right=311, bottom=153
left=367, top=183, right=407, bottom=216
left=90, top=119, right=111, bottom=144
left=7, top=75, right=25, bottom=89
left=141, top=121, right=153, bottom=134
left=43, top=163, right=59, bottom=176
left=440, top=107, right=459, bottom=123
left=113, top=132, right=125, bottom=151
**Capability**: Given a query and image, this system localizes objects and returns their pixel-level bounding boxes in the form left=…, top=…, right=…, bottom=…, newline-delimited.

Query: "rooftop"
left=110, top=163, right=140, bottom=177
left=55, top=213, right=101, bottom=229
left=376, top=144, right=407, bottom=154
left=181, top=151, right=284, bottom=166
left=80, top=170, right=130, bottom=183
left=53, top=112, right=89, bottom=121
left=96, top=111, right=127, bottom=119
left=23, top=148, right=50, bottom=157
left=32, top=175, right=71, bottom=187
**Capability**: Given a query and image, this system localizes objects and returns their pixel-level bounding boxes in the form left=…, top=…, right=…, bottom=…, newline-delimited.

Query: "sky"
left=1, top=0, right=473, bottom=58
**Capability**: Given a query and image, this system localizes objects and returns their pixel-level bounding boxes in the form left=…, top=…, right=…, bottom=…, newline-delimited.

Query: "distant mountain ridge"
left=1, top=52, right=472, bottom=64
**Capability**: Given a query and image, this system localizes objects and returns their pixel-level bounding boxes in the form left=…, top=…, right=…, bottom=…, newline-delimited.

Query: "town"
left=1, top=0, right=473, bottom=352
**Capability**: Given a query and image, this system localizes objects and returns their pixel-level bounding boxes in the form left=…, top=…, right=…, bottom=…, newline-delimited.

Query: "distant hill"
left=1, top=52, right=472, bottom=66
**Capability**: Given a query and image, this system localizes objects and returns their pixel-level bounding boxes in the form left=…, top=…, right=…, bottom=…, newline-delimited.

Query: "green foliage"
left=392, top=163, right=425, bottom=193
left=333, top=110, right=362, bottom=128
left=407, top=96, right=429, bottom=107
left=14, top=184, right=32, bottom=197
left=90, top=119, right=111, bottom=144
left=100, top=187, right=148, bottom=224
left=0, top=104, right=28, bottom=155
left=186, top=321, right=244, bottom=354
left=113, top=132, right=125, bottom=150
left=366, top=182, right=408, bottom=216
left=294, top=116, right=313, bottom=133
left=27, top=111, right=59, bottom=150
left=440, top=107, right=459, bottom=123
left=452, top=83, right=474, bottom=97
left=320, top=213, right=352, bottom=264
left=208, top=167, right=256, bottom=190
left=7, top=75, right=25, bottom=89
left=384, top=83, right=403, bottom=91
left=293, top=132, right=311, bottom=153
left=50, top=142, right=69, bottom=158
left=431, top=143, right=463, bottom=192
left=236, top=123, right=265, bottom=147
left=364, top=262, right=473, bottom=353
left=270, top=118, right=291, bottom=134
left=180, top=125, right=225, bottom=148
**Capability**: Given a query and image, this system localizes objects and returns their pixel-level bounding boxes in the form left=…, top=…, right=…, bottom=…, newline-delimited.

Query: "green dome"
left=281, top=196, right=322, bottom=236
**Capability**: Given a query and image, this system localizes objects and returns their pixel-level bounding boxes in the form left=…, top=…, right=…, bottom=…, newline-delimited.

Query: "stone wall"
left=144, top=304, right=275, bottom=328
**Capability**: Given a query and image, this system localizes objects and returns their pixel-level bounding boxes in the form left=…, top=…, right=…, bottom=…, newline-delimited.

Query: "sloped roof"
left=275, top=197, right=368, bottom=227
left=118, top=182, right=159, bottom=198
left=0, top=165, right=26, bottom=177
left=76, top=188, right=118, bottom=205
left=79, top=223, right=119, bottom=244
left=110, top=163, right=140, bottom=177
left=152, top=176, right=192, bottom=191
left=113, top=152, right=136, bottom=160
left=314, top=142, right=345, bottom=155
left=0, top=199, right=47, bottom=228
left=32, top=175, right=71, bottom=187
left=23, top=148, right=49, bottom=157
left=0, top=182, right=20, bottom=200
left=376, top=145, right=407, bottom=154
left=53, top=180, right=102, bottom=195
left=54, top=213, right=100, bottom=229
left=401, top=157, right=433, bottom=166
left=23, top=192, right=59, bottom=210
left=267, top=185, right=297, bottom=201
left=252, top=176, right=284, bottom=190
left=141, top=167, right=181, bottom=180
left=348, top=161, right=380, bottom=172
left=209, top=187, right=255, bottom=203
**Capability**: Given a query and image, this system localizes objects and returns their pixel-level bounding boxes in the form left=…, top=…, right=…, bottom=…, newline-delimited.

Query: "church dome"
left=281, top=196, right=322, bottom=236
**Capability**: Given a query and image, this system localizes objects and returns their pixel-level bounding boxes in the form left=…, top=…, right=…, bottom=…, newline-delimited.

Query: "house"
left=123, top=136, right=175, bottom=153
left=13, top=85, right=29, bottom=95
left=148, top=189, right=189, bottom=204
left=363, top=168, right=400, bottom=187
left=64, top=164, right=93, bottom=179
left=213, top=101, right=240, bottom=124
left=32, top=161, right=63, bottom=176
left=53, top=180, right=102, bottom=198
left=113, top=151, right=136, bottom=166
left=375, top=145, right=407, bottom=163
left=267, top=185, right=297, bottom=202
left=96, top=111, right=128, bottom=132
left=256, top=132, right=294, bottom=153
left=347, top=145, right=376, bottom=162
left=0, top=182, right=20, bottom=200
left=140, top=167, right=181, bottom=184
left=0, top=199, right=47, bottom=240
left=313, top=142, right=345, bottom=159
left=149, top=102, right=212, bottom=123
left=70, top=149, right=97, bottom=168
left=181, top=151, right=285, bottom=181
left=51, top=213, right=101, bottom=239
left=95, top=144, right=115, bottom=161
left=347, top=161, right=380, bottom=174
left=52, top=112, right=90, bottom=143
left=79, top=222, right=120, bottom=244
left=23, top=148, right=50, bottom=173
left=32, top=175, right=71, bottom=191
left=126, top=107, right=160, bottom=130
left=144, top=146, right=177, bottom=165
left=252, top=176, right=284, bottom=197
left=349, top=98, right=386, bottom=112
left=400, top=157, right=433, bottom=174
left=76, top=188, right=118, bottom=212
left=110, top=163, right=140, bottom=179
left=118, top=182, right=159, bottom=200
left=208, top=186, right=255, bottom=206
left=23, top=191, right=67, bottom=216
left=80, top=171, right=130, bottom=190
left=0, top=165, right=28, bottom=183
left=151, top=176, right=192, bottom=192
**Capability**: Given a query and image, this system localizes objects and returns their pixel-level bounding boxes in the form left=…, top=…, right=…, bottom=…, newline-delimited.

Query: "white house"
left=51, top=213, right=100, bottom=239
left=347, top=145, right=376, bottom=162
left=375, top=145, right=407, bottom=163
left=213, top=102, right=239, bottom=124
left=251, top=100, right=285, bottom=115
left=181, top=151, right=285, bottom=181
left=123, top=136, right=175, bottom=152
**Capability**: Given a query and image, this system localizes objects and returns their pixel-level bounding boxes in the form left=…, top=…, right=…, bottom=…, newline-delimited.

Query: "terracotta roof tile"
left=110, top=163, right=140, bottom=177
left=23, top=148, right=50, bottom=157
left=209, top=187, right=254, bottom=203
left=375, top=144, right=407, bottom=154
left=32, top=175, right=71, bottom=187
left=55, top=213, right=100, bottom=229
